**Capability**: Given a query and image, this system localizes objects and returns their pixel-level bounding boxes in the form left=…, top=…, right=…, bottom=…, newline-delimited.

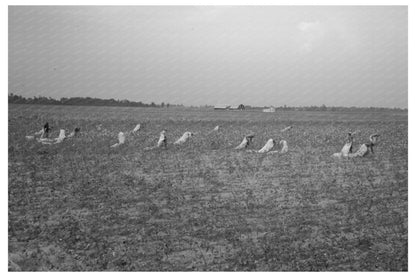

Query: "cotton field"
left=8, top=105, right=408, bottom=271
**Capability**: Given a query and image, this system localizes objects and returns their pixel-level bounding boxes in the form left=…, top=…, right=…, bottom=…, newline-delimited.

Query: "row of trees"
left=272, top=104, right=406, bottom=112
left=9, top=94, right=406, bottom=111
left=210, top=104, right=406, bottom=112
left=8, top=94, right=172, bottom=108
left=232, top=104, right=405, bottom=112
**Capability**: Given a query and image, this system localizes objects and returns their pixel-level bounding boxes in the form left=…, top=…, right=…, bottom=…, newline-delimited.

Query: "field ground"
left=8, top=104, right=408, bottom=271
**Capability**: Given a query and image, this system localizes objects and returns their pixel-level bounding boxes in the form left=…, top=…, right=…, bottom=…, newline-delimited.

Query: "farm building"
left=263, top=106, right=276, bottom=113
left=214, top=104, right=230, bottom=110
left=215, top=104, right=245, bottom=111
left=229, top=104, right=245, bottom=110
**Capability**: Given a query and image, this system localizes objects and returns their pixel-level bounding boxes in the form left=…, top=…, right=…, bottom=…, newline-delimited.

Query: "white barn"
left=214, top=104, right=230, bottom=110
left=263, top=106, right=276, bottom=113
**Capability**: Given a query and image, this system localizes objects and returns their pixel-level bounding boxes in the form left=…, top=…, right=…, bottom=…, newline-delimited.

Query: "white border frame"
left=2, top=1, right=412, bottom=276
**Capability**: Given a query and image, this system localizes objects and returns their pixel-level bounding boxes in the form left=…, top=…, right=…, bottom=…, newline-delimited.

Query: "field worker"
left=333, top=132, right=354, bottom=158
left=144, top=130, right=168, bottom=150
left=260, top=140, right=289, bottom=155
left=341, top=132, right=354, bottom=155
left=54, top=129, right=66, bottom=144
left=37, top=129, right=66, bottom=144
left=157, top=130, right=167, bottom=148
left=41, top=122, right=51, bottom=138
left=132, top=124, right=141, bottom=134
left=258, top=139, right=275, bottom=153
left=111, top=132, right=126, bottom=148
left=349, top=134, right=380, bottom=157
left=174, top=131, right=193, bottom=145
left=208, top=125, right=220, bottom=134
left=67, top=127, right=81, bottom=138
left=235, top=133, right=255, bottom=150
left=280, top=140, right=288, bottom=153
left=30, top=122, right=51, bottom=139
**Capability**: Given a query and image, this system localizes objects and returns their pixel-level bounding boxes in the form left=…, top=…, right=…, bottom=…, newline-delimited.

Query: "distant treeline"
left=255, top=105, right=407, bottom=112
left=9, top=94, right=406, bottom=111
left=207, top=104, right=406, bottom=112
left=8, top=94, right=175, bottom=108
left=212, top=104, right=406, bottom=112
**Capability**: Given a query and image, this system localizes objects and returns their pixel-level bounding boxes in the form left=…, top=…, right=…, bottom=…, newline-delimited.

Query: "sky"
left=9, top=6, right=407, bottom=108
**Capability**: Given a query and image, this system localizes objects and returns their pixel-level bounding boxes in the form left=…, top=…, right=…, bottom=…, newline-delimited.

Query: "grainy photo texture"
left=8, top=6, right=407, bottom=271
